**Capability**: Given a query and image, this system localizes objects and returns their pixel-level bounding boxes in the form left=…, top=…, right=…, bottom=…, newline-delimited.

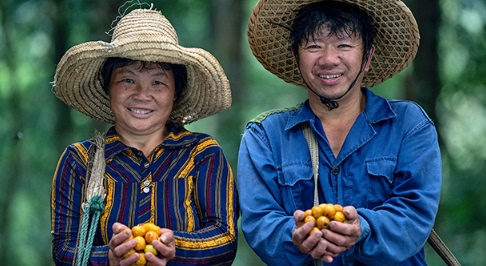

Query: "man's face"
left=297, top=26, right=373, bottom=100
left=109, top=61, right=176, bottom=136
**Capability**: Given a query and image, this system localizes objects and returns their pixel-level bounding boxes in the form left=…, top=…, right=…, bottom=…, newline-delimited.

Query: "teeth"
left=319, top=74, right=341, bottom=79
left=130, top=108, right=151, bottom=114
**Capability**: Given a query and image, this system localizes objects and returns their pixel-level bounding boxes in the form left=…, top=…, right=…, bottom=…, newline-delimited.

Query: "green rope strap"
left=77, top=196, right=105, bottom=266
left=76, top=131, right=106, bottom=266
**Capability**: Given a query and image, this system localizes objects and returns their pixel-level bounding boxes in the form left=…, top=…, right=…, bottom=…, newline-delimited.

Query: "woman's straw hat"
left=53, top=8, right=231, bottom=125
left=247, top=0, right=420, bottom=88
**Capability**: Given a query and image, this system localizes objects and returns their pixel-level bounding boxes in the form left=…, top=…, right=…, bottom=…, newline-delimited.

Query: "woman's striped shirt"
left=51, top=126, right=238, bottom=265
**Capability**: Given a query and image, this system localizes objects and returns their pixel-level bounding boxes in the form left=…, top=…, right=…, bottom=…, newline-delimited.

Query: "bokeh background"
left=1, top=0, right=485, bottom=265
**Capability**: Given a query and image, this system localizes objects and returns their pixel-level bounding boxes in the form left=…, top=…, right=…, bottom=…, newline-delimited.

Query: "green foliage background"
left=0, top=0, right=485, bottom=265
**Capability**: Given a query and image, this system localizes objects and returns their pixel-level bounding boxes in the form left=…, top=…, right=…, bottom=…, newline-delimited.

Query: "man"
left=238, top=0, right=441, bottom=265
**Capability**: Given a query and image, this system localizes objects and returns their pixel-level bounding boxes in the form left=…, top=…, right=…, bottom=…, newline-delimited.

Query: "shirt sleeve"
left=170, top=140, right=239, bottom=265
left=51, top=145, right=110, bottom=266
left=237, top=124, right=314, bottom=265
left=352, top=117, right=442, bottom=264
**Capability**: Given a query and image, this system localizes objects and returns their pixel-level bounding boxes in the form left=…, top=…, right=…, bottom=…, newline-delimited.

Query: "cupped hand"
left=322, top=206, right=361, bottom=255
left=292, top=210, right=336, bottom=263
left=108, top=222, right=138, bottom=266
left=145, top=228, right=176, bottom=266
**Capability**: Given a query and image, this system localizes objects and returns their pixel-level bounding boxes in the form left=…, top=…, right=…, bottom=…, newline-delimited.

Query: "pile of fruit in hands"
left=300, top=203, right=347, bottom=236
left=123, top=222, right=162, bottom=266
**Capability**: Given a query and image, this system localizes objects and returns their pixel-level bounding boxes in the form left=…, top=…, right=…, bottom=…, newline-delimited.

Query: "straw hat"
left=247, top=0, right=420, bottom=88
left=53, top=8, right=231, bottom=125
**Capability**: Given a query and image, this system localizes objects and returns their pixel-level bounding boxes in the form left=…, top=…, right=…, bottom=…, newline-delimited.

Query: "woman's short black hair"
left=100, top=57, right=187, bottom=99
left=290, top=1, right=374, bottom=62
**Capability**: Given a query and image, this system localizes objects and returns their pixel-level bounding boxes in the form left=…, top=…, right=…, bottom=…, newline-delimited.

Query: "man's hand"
left=292, top=206, right=361, bottom=263
left=322, top=206, right=361, bottom=252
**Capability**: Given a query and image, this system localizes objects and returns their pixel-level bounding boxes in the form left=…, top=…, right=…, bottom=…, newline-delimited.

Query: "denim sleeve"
left=237, top=124, right=314, bottom=266
left=352, top=118, right=442, bottom=264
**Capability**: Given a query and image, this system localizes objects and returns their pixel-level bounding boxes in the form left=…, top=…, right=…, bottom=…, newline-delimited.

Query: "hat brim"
left=53, top=38, right=231, bottom=125
left=247, top=0, right=420, bottom=88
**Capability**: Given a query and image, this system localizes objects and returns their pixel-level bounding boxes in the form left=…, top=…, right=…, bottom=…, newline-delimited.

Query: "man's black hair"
left=290, top=1, right=374, bottom=62
left=100, top=57, right=187, bottom=99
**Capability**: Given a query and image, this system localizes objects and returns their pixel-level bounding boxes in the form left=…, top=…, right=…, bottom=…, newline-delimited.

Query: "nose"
left=317, top=47, right=340, bottom=67
left=132, top=83, right=152, bottom=100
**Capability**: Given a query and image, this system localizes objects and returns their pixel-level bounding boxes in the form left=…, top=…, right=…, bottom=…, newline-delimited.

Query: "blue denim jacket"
left=237, top=88, right=442, bottom=265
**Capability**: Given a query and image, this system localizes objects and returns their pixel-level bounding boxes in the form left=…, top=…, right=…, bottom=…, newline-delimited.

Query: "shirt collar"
left=103, top=125, right=198, bottom=160
left=285, top=88, right=396, bottom=130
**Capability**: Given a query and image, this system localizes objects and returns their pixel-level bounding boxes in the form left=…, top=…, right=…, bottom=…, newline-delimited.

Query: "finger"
left=145, top=252, right=168, bottom=266
left=292, top=220, right=315, bottom=244
left=322, top=227, right=354, bottom=253
left=297, top=227, right=322, bottom=254
left=159, top=229, right=174, bottom=245
left=293, top=210, right=305, bottom=221
left=152, top=240, right=175, bottom=261
left=119, top=252, right=139, bottom=266
left=152, top=233, right=175, bottom=261
left=113, top=222, right=130, bottom=234
left=109, top=228, right=133, bottom=250
left=343, top=206, right=358, bottom=221
left=321, top=254, right=334, bottom=264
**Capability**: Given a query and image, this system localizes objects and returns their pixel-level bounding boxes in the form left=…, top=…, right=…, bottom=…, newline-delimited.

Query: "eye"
left=123, top=78, right=135, bottom=84
left=337, top=43, right=352, bottom=48
left=303, top=44, right=321, bottom=52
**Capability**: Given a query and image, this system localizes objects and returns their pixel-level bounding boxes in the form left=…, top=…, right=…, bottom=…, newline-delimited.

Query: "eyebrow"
left=119, top=68, right=169, bottom=78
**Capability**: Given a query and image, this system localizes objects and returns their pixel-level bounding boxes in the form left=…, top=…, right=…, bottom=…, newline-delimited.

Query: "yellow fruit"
left=304, top=215, right=316, bottom=224
left=145, top=230, right=159, bottom=244
left=144, top=244, right=158, bottom=255
left=311, top=205, right=325, bottom=218
left=321, top=203, right=336, bottom=219
left=316, top=216, right=330, bottom=229
left=334, top=204, right=343, bottom=212
left=143, top=223, right=158, bottom=233
left=131, top=225, right=147, bottom=237
left=333, top=211, right=346, bottom=222
left=134, top=236, right=146, bottom=251
left=309, top=227, right=321, bottom=236
left=122, top=248, right=136, bottom=259
left=134, top=252, right=146, bottom=266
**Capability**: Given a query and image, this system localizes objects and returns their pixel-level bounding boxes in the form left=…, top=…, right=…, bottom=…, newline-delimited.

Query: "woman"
left=50, top=7, right=237, bottom=266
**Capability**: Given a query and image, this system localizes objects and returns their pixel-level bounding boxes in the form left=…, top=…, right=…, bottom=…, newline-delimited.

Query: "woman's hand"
left=108, top=223, right=176, bottom=266
left=108, top=222, right=138, bottom=266
left=145, top=228, right=176, bottom=266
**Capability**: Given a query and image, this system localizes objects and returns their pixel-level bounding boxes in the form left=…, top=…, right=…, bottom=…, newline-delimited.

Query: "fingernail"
left=161, top=235, right=167, bottom=243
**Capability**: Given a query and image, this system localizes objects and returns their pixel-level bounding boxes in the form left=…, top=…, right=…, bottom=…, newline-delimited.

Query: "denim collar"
left=285, top=88, right=396, bottom=131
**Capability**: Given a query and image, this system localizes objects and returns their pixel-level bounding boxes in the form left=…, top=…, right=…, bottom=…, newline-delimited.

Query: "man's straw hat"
left=247, top=0, right=420, bottom=88
left=53, top=8, right=231, bottom=125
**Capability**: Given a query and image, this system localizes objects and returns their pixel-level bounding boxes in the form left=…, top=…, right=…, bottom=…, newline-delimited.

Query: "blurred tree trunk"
left=51, top=0, right=75, bottom=150
left=405, top=0, right=442, bottom=141
left=209, top=0, right=245, bottom=165
left=0, top=1, right=20, bottom=263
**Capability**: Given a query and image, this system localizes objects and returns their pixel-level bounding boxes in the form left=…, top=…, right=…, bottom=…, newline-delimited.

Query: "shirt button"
left=144, top=162, right=150, bottom=169
left=143, top=180, right=151, bottom=186
left=331, top=166, right=340, bottom=175
left=143, top=187, right=150, bottom=193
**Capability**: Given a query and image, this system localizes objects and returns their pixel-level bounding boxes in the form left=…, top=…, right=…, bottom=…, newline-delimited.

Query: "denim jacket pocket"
left=365, top=158, right=397, bottom=208
left=277, top=162, right=314, bottom=214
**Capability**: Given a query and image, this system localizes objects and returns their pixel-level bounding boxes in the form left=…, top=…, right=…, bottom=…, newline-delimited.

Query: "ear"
left=364, top=45, right=376, bottom=72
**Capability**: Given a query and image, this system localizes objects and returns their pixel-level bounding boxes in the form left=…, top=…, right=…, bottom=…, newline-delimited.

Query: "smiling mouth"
left=128, top=108, right=153, bottom=115
left=318, top=74, right=342, bottom=79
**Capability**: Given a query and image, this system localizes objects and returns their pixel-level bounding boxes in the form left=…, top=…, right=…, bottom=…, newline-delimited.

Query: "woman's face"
left=109, top=61, right=175, bottom=137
